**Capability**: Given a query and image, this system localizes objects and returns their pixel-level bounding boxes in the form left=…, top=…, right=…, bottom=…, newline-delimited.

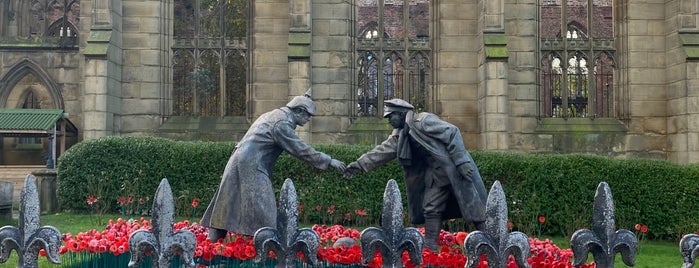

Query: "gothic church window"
left=355, top=0, right=430, bottom=117
left=540, top=0, right=614, bottom=118
left=172, top=0, right=248, bottom=116
left=0, top=0, right=79, bottom=41
left=18, top=90, right=42, bottom=145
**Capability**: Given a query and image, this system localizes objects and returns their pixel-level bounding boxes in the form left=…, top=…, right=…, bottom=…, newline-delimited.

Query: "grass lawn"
left=0, top=213, right=686, bottom=267
left=548, top=236, right=683, bottom=267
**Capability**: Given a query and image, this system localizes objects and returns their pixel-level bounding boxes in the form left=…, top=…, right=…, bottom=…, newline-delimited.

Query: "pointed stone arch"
left=0, top=59, right=64, bottom=109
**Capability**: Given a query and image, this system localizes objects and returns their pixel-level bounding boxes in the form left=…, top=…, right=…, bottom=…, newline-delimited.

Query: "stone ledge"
left=484, top=32, right=508, bottom=60
left=155, top=116, right=250, bottom=142
left=535, top=118, right=628, bottom=133
left=347, top=117, right=392, bottom=145
left=679, top=32, right=699, bottom=60
left=534, top=118, right=628, bottom=154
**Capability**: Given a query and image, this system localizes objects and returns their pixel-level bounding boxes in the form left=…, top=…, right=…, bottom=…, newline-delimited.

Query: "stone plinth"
left=30, top=169, right=58, bottom=214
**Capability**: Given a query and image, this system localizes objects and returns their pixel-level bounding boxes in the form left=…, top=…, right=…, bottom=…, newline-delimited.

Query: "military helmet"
left=383, top=98, right=414, bottom=117
left=286, top=88, right=316, bottom=115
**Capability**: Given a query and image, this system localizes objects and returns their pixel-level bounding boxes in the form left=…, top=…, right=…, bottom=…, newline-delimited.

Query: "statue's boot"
left=424, top=216, right=441, bottom=252
left=208, top=228, right=228, bottom=242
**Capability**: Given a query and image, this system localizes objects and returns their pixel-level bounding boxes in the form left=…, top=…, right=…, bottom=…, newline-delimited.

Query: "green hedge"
left=57, top=136, right=699, bottom=241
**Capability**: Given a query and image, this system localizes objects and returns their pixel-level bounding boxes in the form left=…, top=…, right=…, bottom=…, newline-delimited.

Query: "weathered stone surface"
left=359, top=179, right=422, bottom=267
left=0, top=175, right=61, bottom=268
left=253, top=178, right=320, bottom=268
left=681, top=234, right=699, bottom=268
left=464, top=180, right=530, bottom=268
left=570, top=182, right=637, bottom=268
left=128, top=179, right=196, bottom=268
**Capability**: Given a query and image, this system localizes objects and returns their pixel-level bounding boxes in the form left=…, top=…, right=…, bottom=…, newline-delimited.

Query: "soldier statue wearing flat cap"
left=201, top=89, right=346, bottom=241
left=344, top=98, right=487, bottom=251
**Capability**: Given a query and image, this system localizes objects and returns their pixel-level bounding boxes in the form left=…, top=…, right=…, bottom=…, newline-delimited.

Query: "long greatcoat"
left=200, top=107, right=333, bottom=236
left=352, top=111, right=487, bottom=224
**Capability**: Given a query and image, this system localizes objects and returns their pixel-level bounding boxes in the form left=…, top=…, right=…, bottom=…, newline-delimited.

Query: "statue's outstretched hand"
left=343, top=162, right=361, bottom=179
left=330, top=159, right=346, bottom=173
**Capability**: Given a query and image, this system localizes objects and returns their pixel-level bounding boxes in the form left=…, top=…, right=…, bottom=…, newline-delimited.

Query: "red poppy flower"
left=117, top=196, right=127, bottom=206
left=455, top=232, right=468, bottom=246
left=634, top=223, right=641, bottom=230
left=244, top=245, right=256, bottom=259
left=202, top=250, right=214, bottom=261
left=86, top=195, right=99, bottom=206
left=507, top=221, right=514, bottom=229
left=538, top=216, right=546, bottom=223
left=640, top=225, right=648, bottom=233
left=191, top=198, right=200, bottom=208
left=354, top=209, right=367, bottom=216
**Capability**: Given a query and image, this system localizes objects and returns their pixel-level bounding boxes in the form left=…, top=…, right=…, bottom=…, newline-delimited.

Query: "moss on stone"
left=484, top=33, right=508, bottom=59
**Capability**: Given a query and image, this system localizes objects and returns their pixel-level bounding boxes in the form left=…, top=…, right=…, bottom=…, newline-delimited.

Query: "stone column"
left=479, top=0, right=509, bottom=152
left=82, top=0, right=122, bottom=140
left=0, top=181, right=13, bottom=219
left=83, top=48, right=112, bottom=139
left=288, top=0, right=312, bottom=142
left=478, top=0, right=509, bottom=150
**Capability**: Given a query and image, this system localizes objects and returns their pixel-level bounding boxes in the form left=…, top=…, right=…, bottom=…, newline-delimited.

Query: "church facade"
left=1, top=0, right=698, bottom=165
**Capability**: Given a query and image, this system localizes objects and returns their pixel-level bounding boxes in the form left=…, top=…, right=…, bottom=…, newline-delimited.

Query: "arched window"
left=18, top=89, right=43, bottom=145
left=33, top=0, right=80, bottom=38
left=540, top=0, right=614, bottom=118
left=355, top=0, right=431, bottom=117
left=0, top=0, right=79, bottom=43
left=171, top=0, right=248, bottom=116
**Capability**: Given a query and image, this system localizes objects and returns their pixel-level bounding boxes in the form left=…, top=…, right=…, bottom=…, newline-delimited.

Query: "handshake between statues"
left=343, top=162, right=361, bottom=179
left=330, top=159, right=347, bottom=173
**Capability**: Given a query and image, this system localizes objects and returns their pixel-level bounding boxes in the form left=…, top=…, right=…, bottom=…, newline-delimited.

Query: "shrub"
left=57, top=136, right=699, bottom=241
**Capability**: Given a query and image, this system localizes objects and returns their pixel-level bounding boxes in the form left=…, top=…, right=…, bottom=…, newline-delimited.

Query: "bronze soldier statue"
left=201, top=89, right=346, bottom=241
left=344, top=98, right=487, bottom=251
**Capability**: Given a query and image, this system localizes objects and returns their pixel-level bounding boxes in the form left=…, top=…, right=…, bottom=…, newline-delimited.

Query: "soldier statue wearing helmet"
left=286, top=88, right=317, bottom=115
left=201, top=88, right=346, bottom=241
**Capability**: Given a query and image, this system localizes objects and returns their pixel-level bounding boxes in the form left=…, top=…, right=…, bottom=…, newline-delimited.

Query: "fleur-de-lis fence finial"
left=570, top=181, right=637, bottom=268
left=680, top=232, right=699, bottom=267
left=359, top=179, right=422, bottom=267
left=0, top=174, right=61, bottom=268
left=464, top=180, right=530, bottom=268
left=128, top=178, right=196, bottom=268
left=253, top=178, right=320, bottom=268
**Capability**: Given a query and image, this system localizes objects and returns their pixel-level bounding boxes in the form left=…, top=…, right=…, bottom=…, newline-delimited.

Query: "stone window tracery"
left=355, top=0, right=430, bottom=117
left=171, top=0, right=248, bottom=116
left=540, top=0, right=614, bottom=118
left=1, top=0, right=79, bottom=41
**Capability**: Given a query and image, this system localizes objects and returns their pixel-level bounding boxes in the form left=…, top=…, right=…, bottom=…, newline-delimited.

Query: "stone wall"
left=3, top=0, right=699, bottom=163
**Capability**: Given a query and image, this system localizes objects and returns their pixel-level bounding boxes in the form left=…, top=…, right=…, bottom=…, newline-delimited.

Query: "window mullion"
left=219, top=0, right=226, bottom=116
left=561, top=0, right=569, bottom=118
left=402, top=0, right=409, bottom=100
left=377, top=0, right=385, bottom=117
left=192, top=0, right=201, bottom=115
left=586, top=0, right=595, bottom=118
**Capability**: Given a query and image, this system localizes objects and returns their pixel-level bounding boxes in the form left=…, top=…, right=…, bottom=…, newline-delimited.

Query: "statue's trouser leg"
left=423, top=185, right=449, bottom=252
left=474, top=221, right=486, bottom=231
left=208, top=228, right=228, bottom=242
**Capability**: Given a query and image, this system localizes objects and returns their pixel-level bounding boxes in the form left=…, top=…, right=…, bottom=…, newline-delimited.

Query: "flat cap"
left=383, top=98, right=414, bottom=117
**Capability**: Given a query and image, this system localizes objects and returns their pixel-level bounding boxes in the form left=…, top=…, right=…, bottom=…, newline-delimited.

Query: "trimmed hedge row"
left=57, top=136, right=699, bottom=241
